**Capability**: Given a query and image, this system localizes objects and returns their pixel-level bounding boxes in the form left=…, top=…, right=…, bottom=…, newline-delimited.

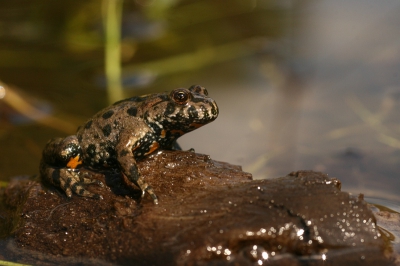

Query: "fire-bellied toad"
left=40, top=85, right=219, bottom=204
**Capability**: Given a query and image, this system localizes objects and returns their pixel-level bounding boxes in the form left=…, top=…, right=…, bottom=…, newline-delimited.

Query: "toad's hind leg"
left=40, top=137, right=104, bottom=199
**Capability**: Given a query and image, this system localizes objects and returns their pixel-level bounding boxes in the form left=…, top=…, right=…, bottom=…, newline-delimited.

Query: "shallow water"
left=0, top=0, right=399, bottom=261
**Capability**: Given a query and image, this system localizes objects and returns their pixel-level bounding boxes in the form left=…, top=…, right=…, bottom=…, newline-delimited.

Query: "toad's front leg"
left=116, top=132, right=159, bottom=204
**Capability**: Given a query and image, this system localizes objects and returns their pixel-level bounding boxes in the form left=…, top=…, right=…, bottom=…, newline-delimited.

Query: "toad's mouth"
left=189, top=122, right=206, bottom=129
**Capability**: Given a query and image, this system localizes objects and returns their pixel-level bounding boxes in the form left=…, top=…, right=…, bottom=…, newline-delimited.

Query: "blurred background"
left=0, top=0, right=400, bottom=207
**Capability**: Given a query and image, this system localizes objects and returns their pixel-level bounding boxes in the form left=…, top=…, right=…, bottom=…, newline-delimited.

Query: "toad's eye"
left=172, top=89, right=190, bottom=105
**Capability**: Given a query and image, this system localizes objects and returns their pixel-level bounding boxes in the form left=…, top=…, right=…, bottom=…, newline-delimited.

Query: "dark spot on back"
left=127, top=107, right=138, bottom=116
left=87, top=144, right=96, bottom=156
left=105, top=145, right=116, bottom=157
left=84, top=120, right=93, bottom=129
left=102, top=124, right=112, bottom=137
left=102, top=110, right=114, bottom=119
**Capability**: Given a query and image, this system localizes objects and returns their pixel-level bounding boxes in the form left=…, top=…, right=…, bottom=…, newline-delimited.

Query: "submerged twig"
left=0, top=81, right=78, bottom=134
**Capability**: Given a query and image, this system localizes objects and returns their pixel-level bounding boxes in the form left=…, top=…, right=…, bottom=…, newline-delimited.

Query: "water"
left=0, top=0, right=399, bottom=262
left=180, top=0, right=400, bottom=204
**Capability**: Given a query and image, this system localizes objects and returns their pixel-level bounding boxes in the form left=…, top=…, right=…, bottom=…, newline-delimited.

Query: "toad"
left=40, top=85, right=219, bottom=204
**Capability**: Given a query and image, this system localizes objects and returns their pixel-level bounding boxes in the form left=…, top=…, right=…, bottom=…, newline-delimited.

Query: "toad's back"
left=76, top=94, right=164, bottom=168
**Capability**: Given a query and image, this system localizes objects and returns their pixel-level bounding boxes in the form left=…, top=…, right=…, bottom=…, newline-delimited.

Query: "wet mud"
left=0, top=150, right=395, bottom=265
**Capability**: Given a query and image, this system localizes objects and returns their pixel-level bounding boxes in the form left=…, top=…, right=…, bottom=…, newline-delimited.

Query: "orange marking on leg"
left=144, top=142, right=160, bottom=156
left=67, top=155, right=82, bottom=169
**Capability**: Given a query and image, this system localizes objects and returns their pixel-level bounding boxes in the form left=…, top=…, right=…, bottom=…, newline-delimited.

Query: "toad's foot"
left=43, top=166, right=104, bottom=199
left=135, top=177, right=158, bottom=204
left=63, top=170, right=104, bottom=199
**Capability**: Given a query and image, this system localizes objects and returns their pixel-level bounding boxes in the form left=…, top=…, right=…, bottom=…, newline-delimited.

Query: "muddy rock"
left=0, top=150, right=394, bottom=265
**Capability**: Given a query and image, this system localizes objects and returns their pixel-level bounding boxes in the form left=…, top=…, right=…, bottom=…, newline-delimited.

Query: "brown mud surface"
left=0, top=150, right=395, bottom=265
